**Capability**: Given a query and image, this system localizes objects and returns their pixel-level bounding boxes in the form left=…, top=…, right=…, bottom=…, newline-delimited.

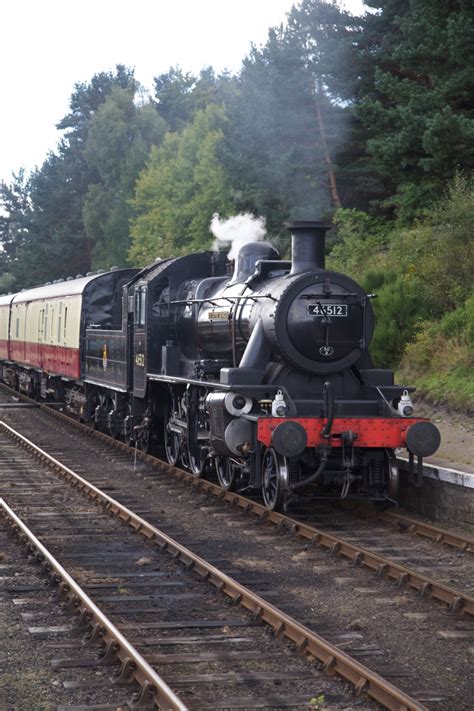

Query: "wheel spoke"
left=262, top=447, right=287, bottom=511
left=188, top=446, right=205, bottom=477
left=216, top=457, right=237, bottom=491
left=164, top=414, right=180, bottom=466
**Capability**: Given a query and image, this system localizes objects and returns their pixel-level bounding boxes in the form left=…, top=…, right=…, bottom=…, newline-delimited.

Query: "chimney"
left=286, top=221, right=331, bottom=276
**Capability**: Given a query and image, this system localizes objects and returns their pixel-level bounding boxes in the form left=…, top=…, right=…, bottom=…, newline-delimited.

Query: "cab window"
left=134, top=287, right=147, bottom=326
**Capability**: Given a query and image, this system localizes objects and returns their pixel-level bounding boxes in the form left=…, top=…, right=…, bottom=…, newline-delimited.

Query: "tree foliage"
left=0, top=170, right=32, bottom=289
left=83, top=87, right=167, bottom=268
left=223, top=25, right=336, bottom=240
left=153, top=67, right=237, bottom=131
left=355, top=0, right=474, bottom=217
left=0, top=3, right=472, bottom=408
left=0, top=66, right=144, bottom=288
left=129, top=105, right=233, bottom=264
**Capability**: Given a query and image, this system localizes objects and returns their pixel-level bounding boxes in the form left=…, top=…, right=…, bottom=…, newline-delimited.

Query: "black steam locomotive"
left=0, top=222, right=440, bottom=509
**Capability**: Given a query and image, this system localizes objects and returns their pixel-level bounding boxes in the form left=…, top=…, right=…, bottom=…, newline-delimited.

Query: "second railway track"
left=1, top=423, right=417, bottom=711
left=1, top=388, right=473, bottom=708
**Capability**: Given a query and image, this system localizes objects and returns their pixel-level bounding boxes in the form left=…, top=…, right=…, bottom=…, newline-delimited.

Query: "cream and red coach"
left=0, top=270, right=136, bottom=403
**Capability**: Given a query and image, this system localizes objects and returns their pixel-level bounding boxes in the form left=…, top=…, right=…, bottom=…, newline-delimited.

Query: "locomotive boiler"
left=0, top=221, right=440, bottom=510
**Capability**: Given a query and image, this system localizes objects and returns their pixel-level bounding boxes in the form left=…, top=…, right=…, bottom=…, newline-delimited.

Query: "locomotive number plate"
left=307, top=303, right=348, bottom=317
left=208, top=310, right=230, bottom=320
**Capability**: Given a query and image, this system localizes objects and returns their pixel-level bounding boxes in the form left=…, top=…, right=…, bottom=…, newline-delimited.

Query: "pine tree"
left=356, top=0, right=474, bottom=216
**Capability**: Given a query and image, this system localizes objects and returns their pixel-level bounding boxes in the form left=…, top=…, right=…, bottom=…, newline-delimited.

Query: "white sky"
left=0, top=0, right=365, bottom=185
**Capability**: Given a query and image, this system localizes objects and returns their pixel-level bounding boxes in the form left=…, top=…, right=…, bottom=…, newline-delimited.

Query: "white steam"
left=210, top=212, right=266, bottom=260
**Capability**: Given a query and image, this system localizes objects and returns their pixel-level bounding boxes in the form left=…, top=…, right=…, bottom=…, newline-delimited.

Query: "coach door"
left=132, top=285, right=147, bottom=396
left=38, top=307, right=45, bottom=367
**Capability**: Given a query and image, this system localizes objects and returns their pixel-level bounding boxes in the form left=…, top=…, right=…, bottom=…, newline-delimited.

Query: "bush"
left=329, top=177, right=474, bottom=411
left=361, top=268, right=397, bottom=293
left=466, top=294, right=474, bottom=346
left=399, top=295, right=474, bottom=410
left=369, top=275, right=428, bottom=368
left=388, top=174, right=474, bottom=315
left=328, top=208, right=390, bottom=278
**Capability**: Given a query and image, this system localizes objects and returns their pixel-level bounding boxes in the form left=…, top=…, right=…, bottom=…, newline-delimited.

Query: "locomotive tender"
left=0, top=222, right=440, bottom=509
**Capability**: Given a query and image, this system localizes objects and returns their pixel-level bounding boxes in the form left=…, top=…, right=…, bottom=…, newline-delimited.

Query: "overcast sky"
left=0, top=0, right=365, bottom=185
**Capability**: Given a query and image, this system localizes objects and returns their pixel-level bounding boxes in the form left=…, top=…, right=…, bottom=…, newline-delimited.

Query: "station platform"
left=397, top=455, right=474, bottom=529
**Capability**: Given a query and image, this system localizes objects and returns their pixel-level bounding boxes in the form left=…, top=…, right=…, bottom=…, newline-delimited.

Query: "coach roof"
left=10, top=271, right=130, bottom=304
left=0, top=294, right=15, bottom=307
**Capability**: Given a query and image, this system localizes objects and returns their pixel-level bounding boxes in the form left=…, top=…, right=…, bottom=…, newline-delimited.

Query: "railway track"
left=1, top=424, right=416, bottom=710
left=20, top=397, right=474, bottom=612
left=365, top=508, right=472, bottom=554
left=3, top=383, right=471, bottom=561
left=1, top=498, right=185, bottom=710
left=1, top=386, right=473, bottom=707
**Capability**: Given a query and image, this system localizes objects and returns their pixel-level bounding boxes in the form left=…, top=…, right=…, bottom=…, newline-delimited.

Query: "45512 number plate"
left=307, top=303, right=348, bottom=317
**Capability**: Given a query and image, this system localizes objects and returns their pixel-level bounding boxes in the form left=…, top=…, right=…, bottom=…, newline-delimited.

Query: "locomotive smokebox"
left=286, top=221, right=331, bottom=275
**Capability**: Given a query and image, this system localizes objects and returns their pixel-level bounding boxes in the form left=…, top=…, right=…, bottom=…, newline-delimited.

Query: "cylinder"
left=286, top=221, right=331, bottom=275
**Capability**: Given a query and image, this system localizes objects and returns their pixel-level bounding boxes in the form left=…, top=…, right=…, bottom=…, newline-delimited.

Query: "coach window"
left=56, top=302, right=61, bottom=342
left=15, top=317, right=19, bottom=338
left=63, top=307, right=68, bottom=340
left=39, top=310, right=45, bottom=339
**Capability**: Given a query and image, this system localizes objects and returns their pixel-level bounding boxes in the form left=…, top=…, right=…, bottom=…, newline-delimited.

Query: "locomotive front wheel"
left=262, top=447, right=289, bottom=511
left=215, top=456, right=237, bottom=491
left=386, top=449, right=400, bottom=501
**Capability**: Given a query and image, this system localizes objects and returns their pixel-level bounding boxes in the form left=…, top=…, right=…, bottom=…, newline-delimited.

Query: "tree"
left=83, top=87, right=167, bottom=268
left=0, top=66, right=139, bottom=288
left=153, top=66, right=234, bottom=131
left=355, top=0, right=474, bottom=216
left=58, top=64, right=137, bottom=143
left=285, top=0, right=391, bottom=210
left=223, top=26, right=336, bottom=242
left=0, top=170, right=32, bottom=288
left=130, top=105, right=233, bottom=264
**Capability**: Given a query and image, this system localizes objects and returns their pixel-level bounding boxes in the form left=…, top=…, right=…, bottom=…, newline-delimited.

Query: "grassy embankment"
left=328, top=175, right=474, bottom=412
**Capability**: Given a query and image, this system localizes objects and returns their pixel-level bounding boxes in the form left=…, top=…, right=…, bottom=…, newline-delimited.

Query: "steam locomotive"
left=0, top=222, right=440, bottom=509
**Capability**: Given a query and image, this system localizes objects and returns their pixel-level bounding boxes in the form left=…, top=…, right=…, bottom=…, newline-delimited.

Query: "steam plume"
left=210, top=213, right=266, bottom=260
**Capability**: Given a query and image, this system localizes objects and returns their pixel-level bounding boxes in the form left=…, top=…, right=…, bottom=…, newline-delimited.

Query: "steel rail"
left=377, top=510, right=473, bottom=554
left=2, top=383, right=473, bottom=556
left=182, top=478, right=474, bottom=616
left=0, top=497, right=187, bottom=711
left=2, top=405, right=473, bottom=616
left=0, top=421, right=427, bottom=711
left=337, top=500, right=474, bottom=555
left=28, top=390, right=474, bottom=559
